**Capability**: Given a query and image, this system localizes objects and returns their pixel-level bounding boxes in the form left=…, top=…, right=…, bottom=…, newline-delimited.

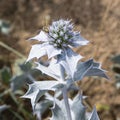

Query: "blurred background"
left=0, top=0, right=120, bottom=120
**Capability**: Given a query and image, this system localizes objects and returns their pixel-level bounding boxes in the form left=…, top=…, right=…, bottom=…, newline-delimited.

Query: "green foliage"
left=0, top=66, right=11, bottom=84
left=111, top=54, right=120, bottom=89
left=0, top=19, right=11, bottom=35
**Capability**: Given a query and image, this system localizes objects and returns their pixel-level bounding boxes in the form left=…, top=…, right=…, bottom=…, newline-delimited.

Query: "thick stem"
left=60, top=65, right=65, bottom=82
left=60, top=65, right=72, bottom=120
left=62, top=86, right=72, bottom=120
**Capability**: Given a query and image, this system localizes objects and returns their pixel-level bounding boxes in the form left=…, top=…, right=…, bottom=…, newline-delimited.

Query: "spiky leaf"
left=36, top=59, right=63, bottom=81
left=22, top=81, right=65, bottom=109
left=71, top=94, right=86, bottom=120
left=88, top=107, right=100, bottom=120
left=74, top=59, right=108, bottom=81
left=50, top=103, right=66, bottom=120
left=74, top=59, right=93, bottom=81
left=10, top=75, right=27, bottom=92
left=58, top=48, right=82, bottom=78
left=85, top=61, right=109, bottom=79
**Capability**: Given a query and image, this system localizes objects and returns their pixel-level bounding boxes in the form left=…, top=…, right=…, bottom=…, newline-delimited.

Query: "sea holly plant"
left=22, top=19, right=108, bottom=120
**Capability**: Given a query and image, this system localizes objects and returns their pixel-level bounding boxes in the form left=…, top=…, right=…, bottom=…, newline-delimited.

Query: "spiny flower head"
left=48, top=19, right=84, bottom=49
left=48, top=20, right=74, bottom=48
left=27, top=19, right=88, bottom=61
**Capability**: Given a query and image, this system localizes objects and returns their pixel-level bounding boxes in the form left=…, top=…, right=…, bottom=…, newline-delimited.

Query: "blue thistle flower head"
left=48, top=20, right=74, bottom=48
left=27, top=19, right=89, bottom=61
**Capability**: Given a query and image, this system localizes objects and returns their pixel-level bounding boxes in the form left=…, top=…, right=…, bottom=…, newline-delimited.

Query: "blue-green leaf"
left=58, top=48, right=82, bottom=79
left=74, top=59, right=93, bottom=81
left=88, top=107, right=100, bottom=120
left=71, top=94, right=86, bottom=120
left=36, top=59, right=63, bottom=81
left=22, top=81, right=65, bottom=109
left=74, top=59, right=109, bottom=81
left=34, top=99, right=52, bottom=120
left=10, top=75, right=27, bottom=92
left=85, top=61, right=109, bottom=79
left=50, top=103, right=66, bottom=120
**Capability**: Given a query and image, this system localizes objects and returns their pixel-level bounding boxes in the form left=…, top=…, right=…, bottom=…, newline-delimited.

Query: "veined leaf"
left=36, top=59, right=63, bottom=81
left=10, top=75, right=27, bottom=92
left=58, top=48, right=82, bottom=79
left=22, top=81, right=65, bottom=109
left=74, top=59, right=93, bottom=81
left=50, top=103, right=66, bottom=120
left=71, top=94, right=86, bottom=120
left=85, top=61, right=109, bottom=79
left=74, top=59, right=109, bottom=82
left=34, top=99, right=52, bottom=120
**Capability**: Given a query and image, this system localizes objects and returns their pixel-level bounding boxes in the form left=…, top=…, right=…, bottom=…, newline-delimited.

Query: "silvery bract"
left=27, top=19, right=88, bottom=61
left=22, top=80, right=65, bottom=109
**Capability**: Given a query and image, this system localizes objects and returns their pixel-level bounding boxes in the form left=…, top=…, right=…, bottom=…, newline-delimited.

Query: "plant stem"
left=60, top=65, right=72, bottom=120
left=62, top=86, right=72, bottom=120
left=60, top=64, right=65, bottom=82
left=0, top=41, right=26, bottom=58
